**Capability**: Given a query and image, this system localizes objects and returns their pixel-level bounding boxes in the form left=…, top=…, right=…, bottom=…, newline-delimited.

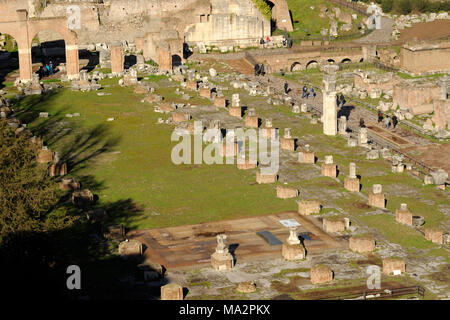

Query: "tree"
left=381, top=0, right=394, bottom=12
left=395, top=0, right=413, bottom=14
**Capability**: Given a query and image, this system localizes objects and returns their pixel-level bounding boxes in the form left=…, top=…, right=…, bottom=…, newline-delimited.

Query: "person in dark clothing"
left=377, top=111, right=383, bottom=123
left=392, top=115, right=398, bottom=129
left=49, top=61, right=54, bottom=75
left=340, top=94, right=345, bottom=107
left=254, top=64, right=260, bottom=76
left=311, top=87, right=316, bottom=99
left=260, top=64, right=265, bottom=76
left=305, top=89, right=310, bottom=99
left=302, top=85, right=307, bottom=98
left=284, top=82, right=289, bottom=94
left=359, top=118, right=365, bottom=128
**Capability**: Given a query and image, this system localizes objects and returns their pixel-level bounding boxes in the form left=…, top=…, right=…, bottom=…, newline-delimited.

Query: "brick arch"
left=28, top=19, right=79, bottom=80
left=306, top=60, right=319, bottom=69
left=341, top=58, right=352, bottom=64
left=290, top=62, right=302, bottom=71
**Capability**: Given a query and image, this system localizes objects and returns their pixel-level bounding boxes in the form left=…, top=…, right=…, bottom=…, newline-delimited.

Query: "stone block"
left=214, top=96, right=226, bottom=108
left=228, top=106, right=242, bottom=118
left=344, top=177, right=360, bottom=192
left=297, top=200, right=320, bottom=215
left=199, top=87, right=211, bottom=99
left=425, top=228, right=443, bottom=244
left=256, top=171, right=277, bottom=184
left=118, top=239, right=143, bottom=258
left=211, top=251, right=234, bottom=271
left=323, top=217, right=346, bottom=232
left=321, top=163, right=337, bottom=177
left=36, top=149, right=54, bottom=163
left=396, top=205, right=413, bottom=226
left=349, top=234, right=375, bottom=253
left=245, top=116, right=259, bottom=128
left=310, top=265, right=333, bottom=284
left=368, top=192, right=385, bottom=208
left=172, top=112, right=189, bottom=123
left=276, top=186, right=298, bottom=199
left=282, top=243, right=306, bottom=261
left=161, top=283, right=183, bottom=300
left=298, top=151, right=315, bottom=164
left=280, top=137, right=295, bottom=151
left=382, top=258, right=406, bottom=275
left=236, top=159, right=257, bottom=170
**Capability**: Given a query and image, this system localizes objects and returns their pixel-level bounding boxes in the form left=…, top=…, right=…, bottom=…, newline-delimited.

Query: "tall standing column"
left=18, top=47, right=33, bottom=83
left=110, top=42, right=124, bottom=75
left=322, top=65, right=339, bottom=136
left=65, top=44, right=80, bottom=80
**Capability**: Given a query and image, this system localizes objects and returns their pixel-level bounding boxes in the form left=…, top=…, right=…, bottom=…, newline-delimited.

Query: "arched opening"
left=172, top=54, right=182, bottom=68
left=0, top=32, right=19, bottom=87
left=31, top=30, right=68, bottom=80
left=306, top=60, right=319, bottom=69
left=359, top=58, right=364, bottom=63
left=327, top=59, right=335, bottom=64
left=290, top=62, right=302, bottom=72
left=341, top=58, right=352, bottom=64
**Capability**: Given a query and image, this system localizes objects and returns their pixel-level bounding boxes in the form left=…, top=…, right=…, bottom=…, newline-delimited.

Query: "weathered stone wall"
left=400, top=42, right=450, bottom=75
left=393, top=79, right=441, bottom=115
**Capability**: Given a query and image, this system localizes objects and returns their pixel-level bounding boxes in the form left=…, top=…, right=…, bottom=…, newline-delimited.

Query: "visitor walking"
left=392, top=115, right=398, bottom=129
left=302, top=85, right=307, bottom=98
left=49, top=61, right=54, bottom=75
left=359, top=118, right=365, bottom=128
left=339, top=94, right=345, bottom=107
left=384, top=116, right=391, bottom=129
left=284, top=82, right=290, bottom=94
left=377, top=111, right=383, bottom=123
left=311, top=87, right=316, bottom=99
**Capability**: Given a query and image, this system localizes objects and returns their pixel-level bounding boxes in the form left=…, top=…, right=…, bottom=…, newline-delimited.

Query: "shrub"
left=251, top=0, right=272, bottom=21
left=381, top=0, right=394, bottom=12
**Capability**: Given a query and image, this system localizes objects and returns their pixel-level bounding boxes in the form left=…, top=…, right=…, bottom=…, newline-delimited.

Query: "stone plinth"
left=186, top=80, right=197, bottom=91
left=134, top=85, right=149, bottom=94
left=245, top=116, right=259, bottom=128
left=261, top=127, right=276, bottom=140
left=323, top=91, right=337, bottom=136
left=349, top=235, right=376, bottom=253
left=321, top=163, right=337, bottom=177
left=323, top=217, right=346, bottom=233
left=280, top=137, right=295, bottom=151
left=297, top=200, right=320, bottom=215
left=214, top=96, right=226, bottom=108
left=59, top=177, right=80, bottom=191
left=237, top=159, right=257, bottom=170
left=298, top=151, right=315, bottom=164
left=425, top=228, right=443, bottom=244
left=382, top=258, right=406, bottom=275
left=396, top=205, right=413, bottom=226
left=220, top=142, right=238, bottom=157
left=256, top=171, right=277, bottom=184
left=211, top=251, right=234, bottom=271
left=110, top=42, right=124, bottom=74
left=344, top=177, right=360, bottom=192
left=157, top=45, right=172, bottom=72
left=310, top=265, right=333, bottom=284
left=368, top=192, right=385, bottom=208
left=172, top=112, right=189, bottom=123
left=228, top=106, right=242, bottom=118
left=161, top=283, right=183, bottom=300
left=276, top=186, right=298, bottom=199
left=118, top=239, right=143, bottom=258
left=71, top=189, right=94, bottom=208
left=199, top=87, right=211, bottom=99
left=236, top=282, right=257, bottom=293
left=282, top=243, right=306, bottom=261
left=49, top=162, right=67, bottom=177
left=36, top=149, right=54, bottom=163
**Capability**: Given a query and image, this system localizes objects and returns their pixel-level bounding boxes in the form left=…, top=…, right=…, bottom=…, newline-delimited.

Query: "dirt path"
left=399, top=19, right=450, bottom=42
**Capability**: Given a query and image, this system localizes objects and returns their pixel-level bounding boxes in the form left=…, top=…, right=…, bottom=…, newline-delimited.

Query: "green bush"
left=395, top=0, right=413, bottom=14
left=381, top=0, right=394, bottom=12
left=251, top=0, right=272, bottom=21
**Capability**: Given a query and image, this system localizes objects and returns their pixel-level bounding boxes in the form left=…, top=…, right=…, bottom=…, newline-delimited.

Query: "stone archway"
left=341, top=58, right=352, bottom=64
left=306, top=60, right=319, bottom=69
left=290, top=62, right=302, bottom=71
left=327, top=59, right=336, bottom=64
left=0, top=9, right=80, bottom=83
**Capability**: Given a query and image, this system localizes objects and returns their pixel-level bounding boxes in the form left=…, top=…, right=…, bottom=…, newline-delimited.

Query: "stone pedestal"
left=172, top=112, right=189, bottom=123
left=66, top=45, right=80, bottom=80
left=323, top=91, right=337, bottom=136
left=349, top=235, right=375, bottom=253
left=161, top=283, right=183, bottom=300
left=276, top=186, right=298, bottom=199
left=298, top=151, right=315, bottom=164
left=186, top=80, right=197, bottom=91
left=323, top=217, right=346, bottom=232
left=344, top=177, right=360, bottom=192
left=211, top=252, right=234, bottom=271
left=214, top=96, right=226, bottom=107
left=256, top=171, right=277, bottom=184
left=382, top=258, right=406, bottom=275
left=425, top=228, right=443, bottom=244
left=310, top=265, right=333, bottom=284
left=282, top=243, right=306, bottom=261
left=280, top=137, right=295, bottom=151
left=358, top=127, right=368, bottom=146
left=157, top=45, right=172, bottom=72
left=245, top=116, right=259, bottom=128
left=118, top=239, right=143, bottom=258
left=220, top=142, right=238, bottom=157
left=297, top=200, right=320, bottom=215
left=321, top=163, right=337, bottom=177
left=228, top=106, right=242, bottom=117
left=261, top=127, right=276, bottom=140
left=110, top=42, right=124, bottom=74
left=395, top=204, right=413, bottom=226
left=199, top=87, right=211, bottom=99
left=368, top=192, right=385, bottom=208
left=37, top=148, right=55, bottom=163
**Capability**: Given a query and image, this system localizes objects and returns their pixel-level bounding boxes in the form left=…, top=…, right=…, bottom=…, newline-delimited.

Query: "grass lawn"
left=13, top=78, right=295, bottom=230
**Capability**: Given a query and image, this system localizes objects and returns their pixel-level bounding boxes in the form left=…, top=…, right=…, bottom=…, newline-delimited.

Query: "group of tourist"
left=378, top=111, right=398, bottom=130
left=37, top=60, right=55, bottom=79
left=301, top=85, right=316, bottom=99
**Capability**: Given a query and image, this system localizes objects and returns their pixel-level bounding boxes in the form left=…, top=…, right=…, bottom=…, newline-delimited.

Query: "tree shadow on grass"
left=2, top=87, right=168, bottom=300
